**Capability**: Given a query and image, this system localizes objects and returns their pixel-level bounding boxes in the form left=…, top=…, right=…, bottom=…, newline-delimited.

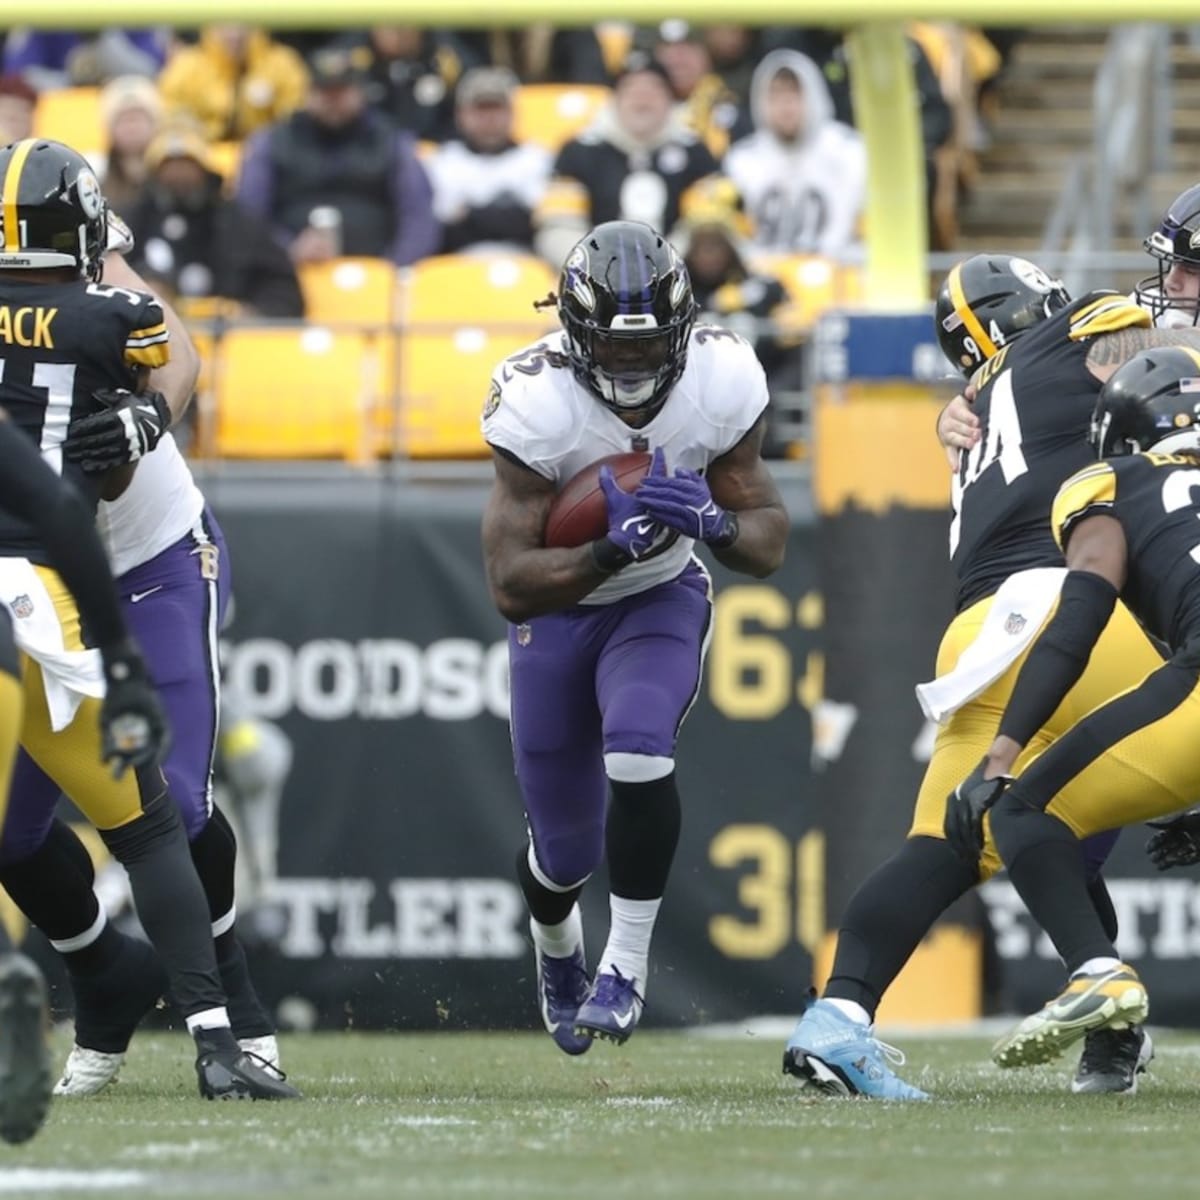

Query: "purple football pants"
left=509, top=561, right=712, bottom=887
left=0, top=508, right=229, bottom=863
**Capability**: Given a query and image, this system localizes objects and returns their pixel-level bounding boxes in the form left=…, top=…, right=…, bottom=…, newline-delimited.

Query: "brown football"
left=544, top=451, right=653, bottom=548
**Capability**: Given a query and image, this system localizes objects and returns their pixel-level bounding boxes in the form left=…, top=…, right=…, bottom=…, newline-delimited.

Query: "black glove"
left=65, top=388, right=172, bottom=472
left=944, top=757, right=1013, bottom=866
left=1146, top=810, right=1200, bottom=871
left=99, top=640, right=171, bottom=779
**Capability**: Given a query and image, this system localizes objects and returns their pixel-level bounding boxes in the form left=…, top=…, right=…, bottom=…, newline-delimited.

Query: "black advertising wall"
left=198, top=469, right=823, bottom=1031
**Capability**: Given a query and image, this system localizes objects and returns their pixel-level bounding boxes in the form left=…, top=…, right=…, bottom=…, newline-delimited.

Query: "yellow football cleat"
left=993, top=963, right=1148, bottom=1069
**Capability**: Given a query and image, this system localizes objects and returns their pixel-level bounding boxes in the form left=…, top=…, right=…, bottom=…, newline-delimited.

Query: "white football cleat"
left=237, top=1035, right=280, bottom=1071
left=54, top=1045, right=125, bottom=1096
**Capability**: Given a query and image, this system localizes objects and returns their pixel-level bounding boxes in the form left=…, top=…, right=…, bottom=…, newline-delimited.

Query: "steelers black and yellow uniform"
left=0, top=138, right=299, bottom=1100
left=1001, top=450, right=1200, bottom=831
left=909, top=290, right=1166, bottom=876
left=0, top=143, right=167, bottom=836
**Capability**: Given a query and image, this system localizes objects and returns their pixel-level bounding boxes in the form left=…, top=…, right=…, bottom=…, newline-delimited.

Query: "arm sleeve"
left=0, top=421, right=126, bottom=650
left=123, top=297, right=170, bottom=369
left=390, top=135, right=442, bottom=266
left=996, top=570, right=1119, bottom=746
left=234, top=130, right=276, bottom=224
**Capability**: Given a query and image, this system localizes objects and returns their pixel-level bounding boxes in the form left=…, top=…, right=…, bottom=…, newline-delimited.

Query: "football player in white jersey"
left=481, top=220, right=789, bottom=1049
left=0, top=211, right=286, bottom=1097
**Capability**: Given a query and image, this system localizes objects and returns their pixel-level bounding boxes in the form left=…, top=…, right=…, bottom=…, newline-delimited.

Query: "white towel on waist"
left=916, top=567, right=1067, bottom=723
left=0, top=558, right=105, bottom=732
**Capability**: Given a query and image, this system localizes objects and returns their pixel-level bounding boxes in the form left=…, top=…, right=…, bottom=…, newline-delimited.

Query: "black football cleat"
left=195, top=1030, right=301, bottom=1101
left=0, top=952, right=53, bottom=1143
left=1072, top=1025, right=1154, bottom=1094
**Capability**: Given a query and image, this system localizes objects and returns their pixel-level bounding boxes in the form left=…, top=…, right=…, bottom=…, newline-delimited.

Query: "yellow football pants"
left=16, top=567, right=150, bottom=832
left=909, top=591, right=1165, bottom=878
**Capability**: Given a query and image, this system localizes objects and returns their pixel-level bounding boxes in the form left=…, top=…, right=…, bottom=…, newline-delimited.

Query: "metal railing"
left=1041, top=24, right=1173, bottom=297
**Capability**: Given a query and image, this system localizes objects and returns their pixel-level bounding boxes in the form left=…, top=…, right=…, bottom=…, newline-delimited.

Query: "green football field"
left=7, top=1026, right=1197, bottom=1199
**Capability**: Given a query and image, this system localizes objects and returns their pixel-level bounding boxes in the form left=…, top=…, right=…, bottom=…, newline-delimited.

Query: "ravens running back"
left=782, top=253, right=1200, bottom=1102
left=482, top=220, right=787, bottom=1052
left=950, top=346, right=1200, bottom=1071
left=0, top=138, right=295, bottom=1101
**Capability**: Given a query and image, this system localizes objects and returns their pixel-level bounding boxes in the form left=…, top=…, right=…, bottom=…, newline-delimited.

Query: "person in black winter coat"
left=125, top=123, right=305, bottom=319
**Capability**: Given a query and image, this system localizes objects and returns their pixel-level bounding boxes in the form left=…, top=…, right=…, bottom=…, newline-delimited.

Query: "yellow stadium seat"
left=297, top=258, right=398, bottom=327
left=213, top=326, right=376, bottom=461
left=33, top=87, right=105, bottom=159
left=512, top=84, right=610, bottom=152
left=384, top=254, right=558, bottom=458
left=595, top=22, right=634, bottom=77
left=762, top=255, right=866, bottom=335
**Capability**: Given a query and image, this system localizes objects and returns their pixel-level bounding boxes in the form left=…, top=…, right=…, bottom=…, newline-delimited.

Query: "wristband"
left=590, top=537, right=633, bottom=574
left=709, top=511, right=740, bottom=549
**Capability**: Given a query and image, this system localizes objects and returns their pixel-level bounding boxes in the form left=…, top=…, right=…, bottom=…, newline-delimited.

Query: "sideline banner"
left=202, top=473, right=822, bottom=1030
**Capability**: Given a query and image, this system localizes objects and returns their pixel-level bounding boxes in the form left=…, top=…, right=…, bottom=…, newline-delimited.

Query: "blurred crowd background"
left=0, top=20, right=1031, bottom=464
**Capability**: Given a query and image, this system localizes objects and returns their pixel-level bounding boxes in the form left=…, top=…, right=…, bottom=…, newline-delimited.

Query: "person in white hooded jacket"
left=724, top=49, right=865, bottom=259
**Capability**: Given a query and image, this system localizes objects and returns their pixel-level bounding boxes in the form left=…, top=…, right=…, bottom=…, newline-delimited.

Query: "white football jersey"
left=482, top=326, right=768, bottom=604
left=97, top=432, right=206, bottom=578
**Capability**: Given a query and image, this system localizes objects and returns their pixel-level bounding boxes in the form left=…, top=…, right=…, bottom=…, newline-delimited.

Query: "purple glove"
left=636, top=464, right=739, bottom=547
left=597, top=449, right=670, bottom=564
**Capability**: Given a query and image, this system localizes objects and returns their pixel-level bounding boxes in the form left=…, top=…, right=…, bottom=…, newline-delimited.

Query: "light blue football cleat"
left=782, top=996, right=930, bottom=1101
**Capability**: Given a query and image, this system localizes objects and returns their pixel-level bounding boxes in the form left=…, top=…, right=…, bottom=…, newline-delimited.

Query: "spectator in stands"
left=724, top=50, right=866, bottom=258
left=701, top=25, right=763, bottom=105
left=534, top=51, right=721, bottom=268
left=237, top=46, right=440, bottom=267
left=127, top=122, right=304, bottom=318
left=98, top=75, right=163, bottom=216
left=426, top=67, right=552, bottom=255
left=645, top=21, right=751, bottom=158
left=0, top=74, right=36, bottom=145
left=457, top=27, right=609, bottom=84
left=340, top=27, right=472, bottom=142
left=761, top=27, right=952, bottom=222
left=3, top=28, right=168, bottom=91
left=158, top=24, right=309, bottom=142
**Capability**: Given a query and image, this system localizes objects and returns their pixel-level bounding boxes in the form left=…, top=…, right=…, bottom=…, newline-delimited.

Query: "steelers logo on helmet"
left=1009, top=257, right=1061, bottom=296
left=75, top=168, right=103, bottom=220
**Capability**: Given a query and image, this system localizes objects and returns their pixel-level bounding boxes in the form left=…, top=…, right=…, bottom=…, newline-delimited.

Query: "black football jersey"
left=539, top=132, right=720, bottom=236
left=950, top=291, right=1150, bottom=610
left=0, top=277, right=168, bottom=561
left=1053, top=453, right=1200, bottom=651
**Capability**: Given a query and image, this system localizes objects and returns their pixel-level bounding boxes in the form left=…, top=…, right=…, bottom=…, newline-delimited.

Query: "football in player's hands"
left=544, top=451, right=653, bottom=548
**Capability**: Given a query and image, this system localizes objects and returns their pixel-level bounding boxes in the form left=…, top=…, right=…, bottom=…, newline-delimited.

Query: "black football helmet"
left=1091, top=346, right=1200, bottom=457
left=935, top=253, right=1071, bottom=375
left=558, top=221, right=696, bottom=419
left=1135, top=184, right=1200, bottom=327
left=0, top=138, right=107, bottom=280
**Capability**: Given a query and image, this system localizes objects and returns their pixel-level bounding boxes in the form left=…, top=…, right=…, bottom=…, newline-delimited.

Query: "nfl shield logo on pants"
left=1003, top=611, right=1026, bottom=636
left=10, top=594, right=33, bottom=619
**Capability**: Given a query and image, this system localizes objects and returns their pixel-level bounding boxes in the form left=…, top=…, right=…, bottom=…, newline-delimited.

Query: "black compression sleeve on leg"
left=188, top=805, right=237, bottom=923
left=998, top=571, right=1118, bottom=746
left=515, top=846, right=583, bottom=926
left=606, top=773, right=682, bottom=900
left=0, top=822, right=103, bottom=945
left=0, top=418, right=126, bottom=649
left=1087, top=872, right=1119, bottom=945
left=100, top=793, right=225, bottom=1018
left=824, top=836, right=979, bottom=1017
left=990, top=789, right=1117, bottom=971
